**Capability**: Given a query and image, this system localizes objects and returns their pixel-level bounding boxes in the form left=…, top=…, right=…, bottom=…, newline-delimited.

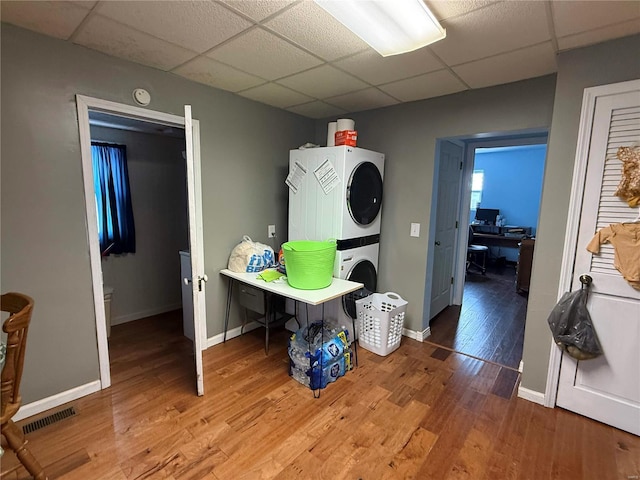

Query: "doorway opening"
left=88, top=112, right=195, bottom=387
left=426, top=132, right=548, bottom=370
left=76, top=96, right=206, bottom=395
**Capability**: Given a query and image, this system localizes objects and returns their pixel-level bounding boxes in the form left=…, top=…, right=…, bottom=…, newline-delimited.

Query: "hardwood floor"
left=2, top=310, right=638, bottom=479
left=428, top=264, right=527, bottom=370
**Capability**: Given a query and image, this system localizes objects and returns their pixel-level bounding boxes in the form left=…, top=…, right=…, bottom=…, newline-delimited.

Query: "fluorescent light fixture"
left=314, top=0, right=446, bottom=57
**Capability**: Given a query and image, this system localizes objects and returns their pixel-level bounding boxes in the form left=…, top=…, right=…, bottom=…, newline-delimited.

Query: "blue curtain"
left=91, top=142, right=136, bottom=255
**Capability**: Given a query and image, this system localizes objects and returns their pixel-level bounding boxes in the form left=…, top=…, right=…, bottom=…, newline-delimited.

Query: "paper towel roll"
left=337, top=118, right=355, bottom=131
left=327, top=121, right=337, bottom=146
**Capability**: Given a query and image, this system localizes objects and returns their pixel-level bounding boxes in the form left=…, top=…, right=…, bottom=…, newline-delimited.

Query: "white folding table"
left=220, top=269, right=363, bottom=354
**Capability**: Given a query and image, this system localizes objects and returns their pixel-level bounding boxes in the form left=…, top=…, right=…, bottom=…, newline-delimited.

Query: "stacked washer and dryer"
left=287, top=146, right=385, bottom=340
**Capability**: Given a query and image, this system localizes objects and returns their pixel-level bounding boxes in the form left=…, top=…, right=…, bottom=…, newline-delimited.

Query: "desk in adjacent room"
left=220, top=269, right=363, bottom=353
left=472, top=233, right=524, bottom=249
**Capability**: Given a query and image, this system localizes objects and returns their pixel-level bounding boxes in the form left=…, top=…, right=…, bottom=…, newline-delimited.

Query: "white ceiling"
left=3, top=1, right=640, bottom=118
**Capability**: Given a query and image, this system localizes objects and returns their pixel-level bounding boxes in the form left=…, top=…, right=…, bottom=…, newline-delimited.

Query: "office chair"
left=467, top=226, right=488, bottom=275
left=1, top=292, right=48, bottom=480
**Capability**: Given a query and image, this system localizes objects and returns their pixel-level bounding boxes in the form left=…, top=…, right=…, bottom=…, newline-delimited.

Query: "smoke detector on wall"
left=132, top=88, right=151, bottom=106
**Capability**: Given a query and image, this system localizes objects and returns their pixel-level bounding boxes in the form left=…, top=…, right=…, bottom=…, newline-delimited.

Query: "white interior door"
left=184, top=105, right=205, bottom=396
left=430, top=141, right=463, bottom=319
left=556, top=80, right=640, bottom=435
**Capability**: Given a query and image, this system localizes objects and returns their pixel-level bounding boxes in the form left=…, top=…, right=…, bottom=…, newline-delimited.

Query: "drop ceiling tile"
left=264, top=1, right=369, bottom=61
left=287, top=101, right=347, bottom=119
left=557, top=18, right=640, bottom=51
left=277, top=65, right=369, bottom=99
left=378, top=69, right=467, bottom=103
left=238, top=83, right=314, bottom=108
left=219, top=0, right=296, bottom=22
left=95, top=1, right=252, bottom=53
left=173, top=56, right=265, bottom=92
left=429, top=1, right=549, bottom=66
left=453, top=42, right=557, bottom=89
left=0, top=1, right=91, bottom=40
left=207, top=28, right=323, bottom=80
left=325, top=88, right=399, bottom=113
left=425, top=0, right=498, bottom=21
left=334, top=48, right=444, bottom=86
left=552, top=1, right=640, bottom=38
left=74, top=15, right=197, bottom=71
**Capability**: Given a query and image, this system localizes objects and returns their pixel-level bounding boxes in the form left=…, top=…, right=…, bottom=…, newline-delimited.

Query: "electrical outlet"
left=268, top=225, right=276, bottom=238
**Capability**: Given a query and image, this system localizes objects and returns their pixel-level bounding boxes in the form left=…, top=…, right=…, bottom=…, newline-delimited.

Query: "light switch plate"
left=410, top=223, right=420, bottom=237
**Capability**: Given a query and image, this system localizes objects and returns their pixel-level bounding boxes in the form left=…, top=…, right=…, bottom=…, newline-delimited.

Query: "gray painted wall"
left=90, top=126, right=188, bottom=325
left=1, top=24, right=314, bottom=403
left=521, top=34, right=640, bottom=393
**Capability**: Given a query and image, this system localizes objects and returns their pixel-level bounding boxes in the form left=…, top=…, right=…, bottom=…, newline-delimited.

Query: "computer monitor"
left=475, top=208, right=499, bottom=225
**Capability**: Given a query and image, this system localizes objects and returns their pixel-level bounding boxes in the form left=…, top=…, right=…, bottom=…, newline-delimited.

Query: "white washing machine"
left=288, top=146, right=384, bottom=242
left=290, top=242, right=379, bottom=342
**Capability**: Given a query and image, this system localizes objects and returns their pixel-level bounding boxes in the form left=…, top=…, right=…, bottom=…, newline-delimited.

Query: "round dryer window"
left=342, top=259, right=377, bottom=319
left=346, top=162, right=383, bottom=225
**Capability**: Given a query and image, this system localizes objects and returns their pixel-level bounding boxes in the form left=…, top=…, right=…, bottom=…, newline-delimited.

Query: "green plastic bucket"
left=282, top=240, right=336, bottom=290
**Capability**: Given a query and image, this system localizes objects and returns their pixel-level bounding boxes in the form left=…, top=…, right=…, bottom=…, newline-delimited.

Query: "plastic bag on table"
left=546, top=288, right=603, bottom=360
left=227, top=235, right=275, bottom=273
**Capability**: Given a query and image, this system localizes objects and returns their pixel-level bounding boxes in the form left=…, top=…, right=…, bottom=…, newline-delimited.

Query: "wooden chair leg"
left=2, top=420, right=48, bottom=480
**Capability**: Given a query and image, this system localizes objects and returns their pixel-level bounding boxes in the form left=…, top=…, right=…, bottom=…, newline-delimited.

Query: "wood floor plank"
left=416, top=405, right=477, bottom=479
left=613, top=427, right=640, bottom=479
left=550, top=408, right=585, bottom=480
left=581, top=417, right=618, bottom=480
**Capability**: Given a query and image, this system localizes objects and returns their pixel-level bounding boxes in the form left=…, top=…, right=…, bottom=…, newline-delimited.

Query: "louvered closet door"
left=556, top=80, right=640, bottom=435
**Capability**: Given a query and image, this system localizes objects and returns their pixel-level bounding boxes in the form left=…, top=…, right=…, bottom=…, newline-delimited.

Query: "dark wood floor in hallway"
left=427, top=264, right=527, bottom=370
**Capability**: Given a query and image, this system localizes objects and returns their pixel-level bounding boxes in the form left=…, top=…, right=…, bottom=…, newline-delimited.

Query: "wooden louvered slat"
left=590, top=104, right=640, bottom=274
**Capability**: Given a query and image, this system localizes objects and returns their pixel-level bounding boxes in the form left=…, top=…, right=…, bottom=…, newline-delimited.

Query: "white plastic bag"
left=228, top=236, right=275, bottom=273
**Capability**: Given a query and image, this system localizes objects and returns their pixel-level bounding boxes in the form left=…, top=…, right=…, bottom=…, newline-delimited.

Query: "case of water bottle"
left=288, top=320, right=353, bottom=390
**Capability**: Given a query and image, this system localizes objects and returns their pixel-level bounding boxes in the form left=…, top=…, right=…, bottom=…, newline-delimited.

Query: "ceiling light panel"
left=314, top=0, right=446, bottom=57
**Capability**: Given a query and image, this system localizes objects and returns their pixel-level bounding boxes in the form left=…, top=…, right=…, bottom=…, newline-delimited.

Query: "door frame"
left=442, top=135, right=549, bottom=309
left=426, top=133, right=548, bottom=324
left=76, top=95, right=207, bottom=390
left=544, top=79, right=640, bottom=407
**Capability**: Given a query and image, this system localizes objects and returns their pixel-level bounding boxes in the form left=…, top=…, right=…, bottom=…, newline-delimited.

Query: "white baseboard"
left=206, top=321, right=260, bottom=348
left=517, top=385, right=546, bottom=406
left=402, top=326, right=430, bottom=342
left=111, top=303, right=182, bottom=326
left=206, top=323, right=429, bottom=348
left=14, top=380, right=102, bottom=422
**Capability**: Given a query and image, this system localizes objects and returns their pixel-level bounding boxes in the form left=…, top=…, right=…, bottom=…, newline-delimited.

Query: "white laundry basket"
left=356, top=292, right=407, bottom=356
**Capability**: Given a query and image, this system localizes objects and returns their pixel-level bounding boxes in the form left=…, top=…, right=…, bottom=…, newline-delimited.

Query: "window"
left=91, top=142, right=136, bottom=256
left=470, top=170, right=484, bottom=210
